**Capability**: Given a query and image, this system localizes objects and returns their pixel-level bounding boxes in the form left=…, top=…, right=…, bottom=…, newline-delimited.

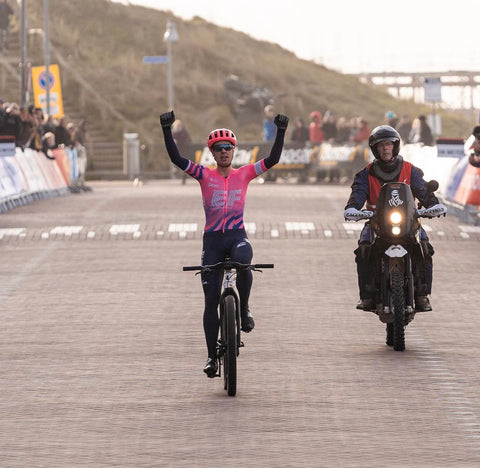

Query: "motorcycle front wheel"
left=391, top=268, right=406, bottom=351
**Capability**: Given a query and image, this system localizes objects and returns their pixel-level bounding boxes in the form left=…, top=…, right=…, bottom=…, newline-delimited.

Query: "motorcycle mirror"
left=426, top=180, right=439, bottom=193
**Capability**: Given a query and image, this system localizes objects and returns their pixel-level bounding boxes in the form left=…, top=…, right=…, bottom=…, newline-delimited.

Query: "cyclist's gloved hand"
left=160, top=110, right=175, bottom=128
left=274, top=114, right=289, bottom=130
left=344, top=207, right=372, bottom=221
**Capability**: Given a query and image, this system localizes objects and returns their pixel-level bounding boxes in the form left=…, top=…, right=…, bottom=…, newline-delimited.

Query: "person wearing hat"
left=468, top=126, right=480, bottom=168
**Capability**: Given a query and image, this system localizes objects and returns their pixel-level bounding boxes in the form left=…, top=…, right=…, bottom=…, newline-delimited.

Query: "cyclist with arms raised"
left=160, top=110, right=289, bottom=377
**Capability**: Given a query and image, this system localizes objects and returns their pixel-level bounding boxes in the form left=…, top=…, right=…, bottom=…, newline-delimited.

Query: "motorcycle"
left=347, top=181, right=446, bottom=351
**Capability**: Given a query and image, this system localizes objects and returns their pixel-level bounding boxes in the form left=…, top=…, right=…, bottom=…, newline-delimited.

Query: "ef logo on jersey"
left=211, top=189, right=242, bottom=208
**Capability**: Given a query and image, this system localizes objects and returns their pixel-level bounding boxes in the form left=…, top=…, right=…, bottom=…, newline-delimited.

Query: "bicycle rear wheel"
left=221, top=295, right=237, bottom=396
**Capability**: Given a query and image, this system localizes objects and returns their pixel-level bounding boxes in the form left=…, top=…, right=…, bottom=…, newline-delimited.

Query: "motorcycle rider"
left=344, top=125, right=446, bottom=312
left=160, top=110, right=289, bottom=377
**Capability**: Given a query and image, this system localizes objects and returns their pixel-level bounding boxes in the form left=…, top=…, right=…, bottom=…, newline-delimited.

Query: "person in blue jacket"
left=344, top=125, right=446, bottom=312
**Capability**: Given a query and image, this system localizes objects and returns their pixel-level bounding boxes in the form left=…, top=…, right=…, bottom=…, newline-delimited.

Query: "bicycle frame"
left=183, top=260, right=273, bottom=396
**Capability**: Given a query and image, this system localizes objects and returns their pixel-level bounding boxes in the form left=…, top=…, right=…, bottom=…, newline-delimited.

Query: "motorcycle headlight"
left=392, top=226, right=401, bottom=236
left=390, top=211, right=402, bottom=224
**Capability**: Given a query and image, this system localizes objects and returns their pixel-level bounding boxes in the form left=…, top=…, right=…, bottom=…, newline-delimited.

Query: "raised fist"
left=160, top=110, right=175, bottom=128
left=274, top=114, right=289, bottom=130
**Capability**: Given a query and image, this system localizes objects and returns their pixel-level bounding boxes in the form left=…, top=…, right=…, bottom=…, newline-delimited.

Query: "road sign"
left=142, top=55, right=168, bottom=64
left=31, top=64, right=64, bottom=118
left=424, top=77, right=442, bottom=103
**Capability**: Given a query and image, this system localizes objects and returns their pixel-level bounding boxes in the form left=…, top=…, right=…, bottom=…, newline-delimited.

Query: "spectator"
left=41, top=132, right=56, bottom=160
left=0, top=102, right=23, bottom=144
left=171, top=119, right=192, bottom=184
left=17, top=107, right=35, bottom=148
left=0, top=0, right=13, bottom=52
left=72, top=119, right=91, bottom=191
left=353, top=118, right=370, bottom=143
left=468, top=125, right=480, bottom=168
left=384, top=110, right=399, bottom=128
left=263, top=104, right=276, bottom=141
left=28, top=107, right=44, bottom=151
left=290, top=117, right=309, bottom=145
left=43, top=114, right=55, bottom=133
left=334, top=117, right=352, bottom=144
left=54, top=116, right=72, bottom=148
left=309, top=110, right=324, bottom=143
left=409, top=115, right=434, bottom=146
left=322, top=110, right=337, bottom=142
left=396, top=114, right=412, bottom=144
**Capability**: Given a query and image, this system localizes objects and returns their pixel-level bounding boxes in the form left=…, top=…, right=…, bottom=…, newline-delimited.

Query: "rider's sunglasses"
left=212, top=144, right=234, bottom=152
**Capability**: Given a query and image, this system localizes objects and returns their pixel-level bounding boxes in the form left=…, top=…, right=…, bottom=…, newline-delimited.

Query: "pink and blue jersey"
left=184, top=160, right=267, bottom=232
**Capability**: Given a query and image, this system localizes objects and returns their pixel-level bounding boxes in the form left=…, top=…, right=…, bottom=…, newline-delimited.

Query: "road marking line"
left=0, top=228, right=26, bottom=238
left=168, top=223, right=197, bottom=232
left=50, top=226, right=83, bottom=235
left=110, top=224, right=140, bottom=235
left=285, top=222, right=315, bottom=231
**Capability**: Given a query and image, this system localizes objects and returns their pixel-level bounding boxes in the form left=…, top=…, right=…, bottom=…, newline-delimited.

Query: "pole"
left=43, top=0, right=50, bottom=115
left=166, top=39, right=174, bottom=110
left=20, top=0, right=27, bottom=108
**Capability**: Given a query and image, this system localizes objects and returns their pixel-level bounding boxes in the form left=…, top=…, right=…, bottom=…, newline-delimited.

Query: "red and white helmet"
left=207, top=128, right=237, bottom=149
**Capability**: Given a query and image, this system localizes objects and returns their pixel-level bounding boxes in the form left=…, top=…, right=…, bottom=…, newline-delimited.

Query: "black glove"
left=274, top=114, right=289, bottom=130
left=160, top=110, right=175, bottom=128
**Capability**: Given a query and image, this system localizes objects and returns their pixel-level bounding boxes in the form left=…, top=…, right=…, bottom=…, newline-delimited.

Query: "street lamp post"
left=163, top=21, right=178, bottom=110
left=43, top=0, right=50, bottom=115
left=20, top=0, right=27, bottom=108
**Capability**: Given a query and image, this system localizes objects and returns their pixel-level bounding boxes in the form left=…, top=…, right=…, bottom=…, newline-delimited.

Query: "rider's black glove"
left=160, top=110, right=175, bottom=129
left=274, top=114, right=289, bottom=130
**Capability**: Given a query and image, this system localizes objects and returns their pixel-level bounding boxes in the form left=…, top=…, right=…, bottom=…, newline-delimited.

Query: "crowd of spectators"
left=288, top=109, right=372, bottom=146
left=384, top=110, right=434, bottom=146
left=286, top=108, right=435, bottom=148
left=0, top=97, right=91, bottom=191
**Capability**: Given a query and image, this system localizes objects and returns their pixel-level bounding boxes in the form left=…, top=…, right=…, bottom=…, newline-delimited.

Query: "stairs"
left=0, top=21, right=126, bottom=180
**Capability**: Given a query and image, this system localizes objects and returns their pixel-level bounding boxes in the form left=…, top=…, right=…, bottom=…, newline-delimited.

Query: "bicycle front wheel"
left=222, top=295, right=237, bottom=396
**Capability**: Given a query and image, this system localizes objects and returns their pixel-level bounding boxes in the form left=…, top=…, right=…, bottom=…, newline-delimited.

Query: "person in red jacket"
left=353, top=117, right=370, bottom=143
left=344, top=125, right=446, bottom=312
left=309, top=110, right=324, bottom=143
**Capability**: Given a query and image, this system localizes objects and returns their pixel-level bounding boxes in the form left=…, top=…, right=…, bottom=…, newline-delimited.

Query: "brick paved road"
left=1, top=180, right=480, bottom=467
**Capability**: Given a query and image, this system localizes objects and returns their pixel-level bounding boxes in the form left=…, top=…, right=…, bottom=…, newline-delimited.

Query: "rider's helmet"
left=207, top=128, right=237, bottom=149
left=368, top=125, right=401, bottom=158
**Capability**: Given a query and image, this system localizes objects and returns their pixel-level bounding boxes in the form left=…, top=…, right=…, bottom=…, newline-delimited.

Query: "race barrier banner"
left=192, top=142, right=369, bottom=181
left=0, top=145, right=70, bottom=213
left=443, top=155, right=470, bottom=201
left=453, top=163, right=480, bottom=206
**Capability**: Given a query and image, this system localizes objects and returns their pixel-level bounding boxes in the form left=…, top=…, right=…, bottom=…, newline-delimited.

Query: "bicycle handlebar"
left=183, top=262, right=274, bottom=272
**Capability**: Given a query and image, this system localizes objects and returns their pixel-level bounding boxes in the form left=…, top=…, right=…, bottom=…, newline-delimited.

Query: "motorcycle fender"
left=385, top=245, right=408, bottom=258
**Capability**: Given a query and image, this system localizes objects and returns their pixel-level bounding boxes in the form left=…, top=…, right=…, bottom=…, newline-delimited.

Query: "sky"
left=112, top=0, right=477, bottom=74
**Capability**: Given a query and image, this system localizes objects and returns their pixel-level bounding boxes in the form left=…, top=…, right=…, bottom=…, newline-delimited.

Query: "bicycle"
left=183, top=259, right=274, bottom=396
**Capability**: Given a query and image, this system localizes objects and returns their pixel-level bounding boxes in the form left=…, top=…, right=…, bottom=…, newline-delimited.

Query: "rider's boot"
left=355, top=243, right=374, bottom=311
left=203, top=357, right=218, bottom=378
left=415, top=296, right=432, bottom=312
left=356, top=297, right=374, bottom=311
left=241, top=308, right=255, bottom=332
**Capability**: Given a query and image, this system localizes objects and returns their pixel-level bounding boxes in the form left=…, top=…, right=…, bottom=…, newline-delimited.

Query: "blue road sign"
left=142, top=55, right=169, bottom=64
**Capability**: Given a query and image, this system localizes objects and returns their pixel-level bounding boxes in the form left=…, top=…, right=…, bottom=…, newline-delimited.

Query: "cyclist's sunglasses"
left=212, top=144, right=234, bottom=152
